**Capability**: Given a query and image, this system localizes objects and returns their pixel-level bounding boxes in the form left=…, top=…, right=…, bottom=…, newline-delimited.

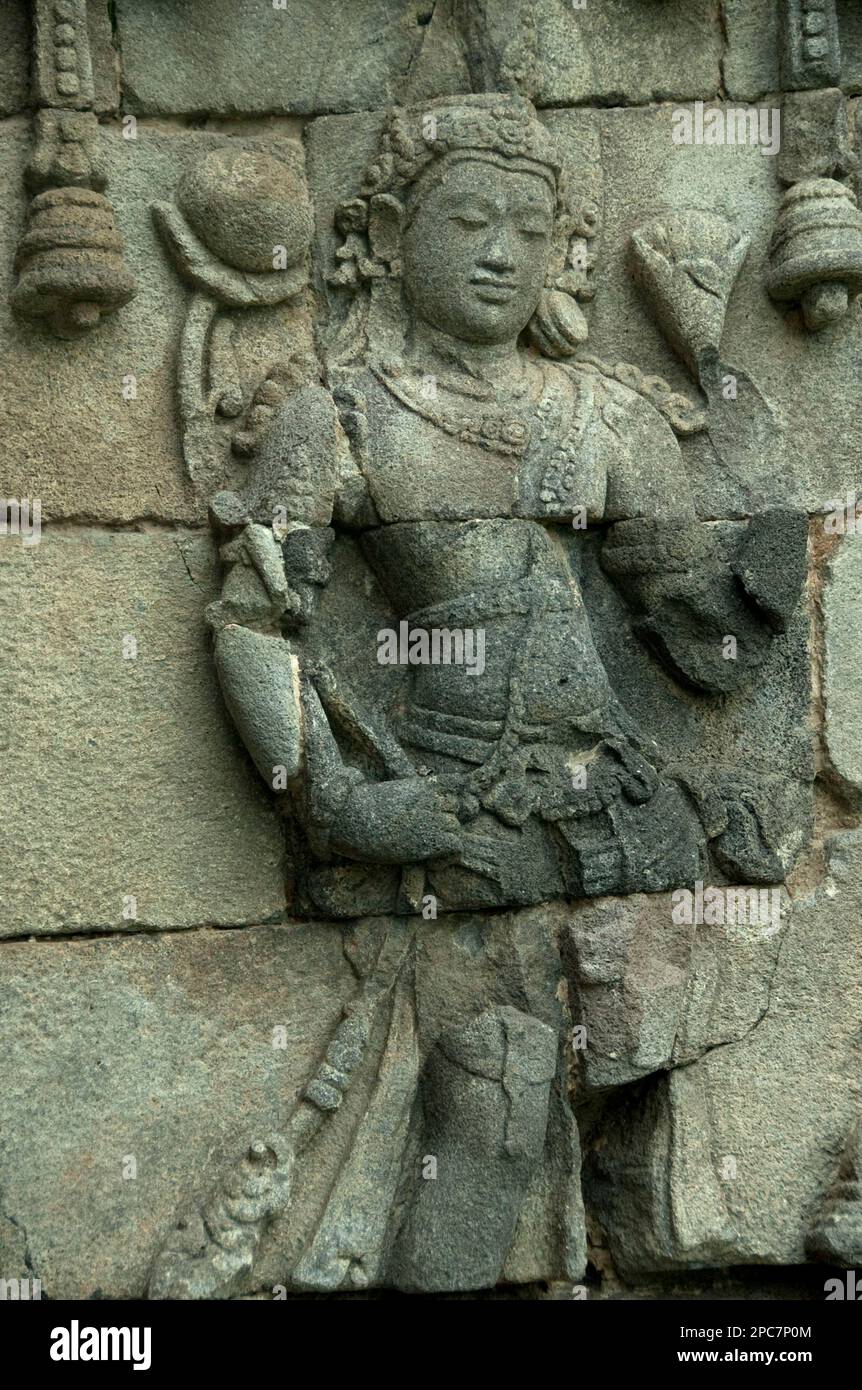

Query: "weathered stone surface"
left=115, top=0, right=434, bottom=117
left=3, top=0, right=860, bottom=1306
left=824, top=532, right=862, bottom=801
left=673, top=895, right=787, bottom=1066
left=1, top=96, right=853, bottom=524
left=115, top=0, right=723, bottom=117
left=765, top=177, right=862, bottom=333
left=13, top=185, right=138, bottom=339
left=232, top=93, right=814, bottom=925
left=0, top=0, right=118, bottom=116
left=586, top=832, right=862, bottom=1274
left=585, top=103, right=862, bottom=515
left=529, top=0, right=723, bottom=107
left=809, top=1115, right=862, bottom=1266
left=310, top=102, right=862, bottom=517
left=778, top=88, right=853, bottom=185
left=845, top=2, right=862, bottom=94
left=567, top=884, right=787, bottom=1090
left=0, top=2, right=31, bottom=118
left=390, top=1004, right=559, bottom=1291
left=722, top=0, right=780, bottom=104
left=258, top=905, right=585, bottom=1296
left=0, top=0, right=119, bottom=117
left=86, top=0, right=122, bottom=116
left=406, top=0, right=722, bottom=108
left=574, top=523, right=814, bottom=884
left=174, top=86, right=821, bottom=1298
left=0, top=121, right=312, bottom=524
left=781, top=0, right=841, bottom=92
left=0, top=903, right=581, bottom=1298
left=724, top=0, right=862, bottom=101
left=0, top=922, right=353, bottom=1298
left=567, top=894, right=695, bottom=1089
left=0, top=529, right=286, bottom=935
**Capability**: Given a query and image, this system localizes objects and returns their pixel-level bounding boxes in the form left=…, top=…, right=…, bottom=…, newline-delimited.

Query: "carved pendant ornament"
left=12, top=0, right=137, bottom=336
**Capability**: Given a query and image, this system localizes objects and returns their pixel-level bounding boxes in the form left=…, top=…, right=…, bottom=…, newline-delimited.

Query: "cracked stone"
left=566, top=884, right=788, bottom=1090
left=584, top=832, right=862, bottom=1274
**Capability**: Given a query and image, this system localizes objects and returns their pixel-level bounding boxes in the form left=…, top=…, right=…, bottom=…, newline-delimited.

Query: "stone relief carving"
left=766, top=1, right=862, bottom=332
left=142, top=86, right=819, bottom=1297
left=780, top=0, right=841, bottom=92
left=5, top=0, right=862, bottom=1308
left=630, top=208, right=778, bottom=475
left=153, top=144, right=313, bottom=487
left=809, top=1115, right=862, bottom=1266
left=11, top=0, right=137, bottom=336
left=766, top=176, right=862, bottom=331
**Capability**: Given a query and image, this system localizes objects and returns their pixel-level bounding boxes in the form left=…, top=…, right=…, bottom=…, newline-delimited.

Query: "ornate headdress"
left=361, top=94, right=563, bottom=197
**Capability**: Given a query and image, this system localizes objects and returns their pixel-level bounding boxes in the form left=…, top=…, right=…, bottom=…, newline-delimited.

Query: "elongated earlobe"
left=525, top=287, right=588, bottom=357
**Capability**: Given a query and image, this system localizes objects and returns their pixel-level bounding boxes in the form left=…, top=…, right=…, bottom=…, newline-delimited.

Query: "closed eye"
left=450, top=213, right=488, bottom=228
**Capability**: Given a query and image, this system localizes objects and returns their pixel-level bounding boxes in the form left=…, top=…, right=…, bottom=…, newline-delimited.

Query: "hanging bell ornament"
left=765, top=178, right=862, bottom=331
left=10, top=1, right=137, bottom=338
left=12, top=186, right=137, bottom=338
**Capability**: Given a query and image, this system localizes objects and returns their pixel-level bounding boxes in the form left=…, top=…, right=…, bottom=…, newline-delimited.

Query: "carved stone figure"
left=148, top=93, right=810, bottom=1298
left=213, top=95, right=807, bottom=913
left=6, top=1, right=862, bottom=1309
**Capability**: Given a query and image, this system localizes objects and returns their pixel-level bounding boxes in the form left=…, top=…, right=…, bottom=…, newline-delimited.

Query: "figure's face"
left=401, top=157, right=555, bottom=346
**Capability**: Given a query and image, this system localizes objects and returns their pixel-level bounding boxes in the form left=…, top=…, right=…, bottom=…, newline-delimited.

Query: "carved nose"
left=481, top=251, right=516, bottom=273
left=480, top=233, right=516, bottom=273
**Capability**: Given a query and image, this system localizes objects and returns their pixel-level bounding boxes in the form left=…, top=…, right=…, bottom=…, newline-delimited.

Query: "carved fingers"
left=328, top=777, right=463, bottom=864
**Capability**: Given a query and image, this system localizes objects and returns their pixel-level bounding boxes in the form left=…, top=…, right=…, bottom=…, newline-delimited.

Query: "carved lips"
left=470, top=273, right=518, bottom=303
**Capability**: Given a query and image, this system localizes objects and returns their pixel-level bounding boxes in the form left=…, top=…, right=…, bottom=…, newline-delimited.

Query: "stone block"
left=406, top=0, right=722, bottom=108
left=724, top=0, right=862, bottom=101
left=0, top=0, right=119, bottom=117
left=567, top=885, right=787, bottom=1089
left=115, top=0, right=433, bottom=117
left=778, top=88, right=852, bottom=184
left=824, top=532, right=862, bottom=802
left=0, top=2, right=31, bottom=118
left=0, top=528, right=286, bottom=935
left=0, top=922, right=352, bottom=1297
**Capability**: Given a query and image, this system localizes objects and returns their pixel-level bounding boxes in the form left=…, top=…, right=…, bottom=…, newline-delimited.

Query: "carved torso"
left=343, top=355, right=661, bottom=526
